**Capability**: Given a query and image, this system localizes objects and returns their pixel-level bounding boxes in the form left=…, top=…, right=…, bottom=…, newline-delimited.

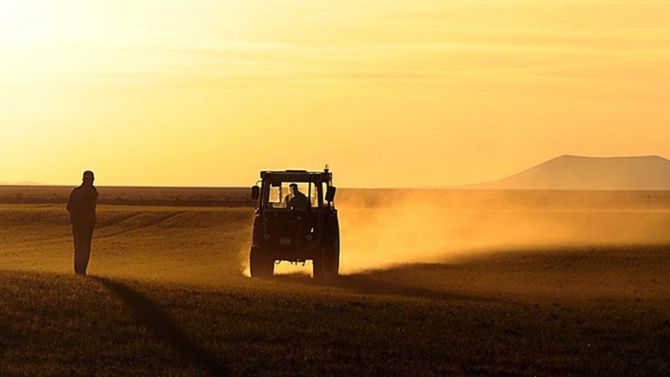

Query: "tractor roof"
left=260, top=170, right=332, bottom=182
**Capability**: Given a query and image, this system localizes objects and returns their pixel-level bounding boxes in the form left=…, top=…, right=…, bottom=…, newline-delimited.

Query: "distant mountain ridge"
left=0, top=182, right=44, bottom=186
left=477, top=155, right=670, bottom=190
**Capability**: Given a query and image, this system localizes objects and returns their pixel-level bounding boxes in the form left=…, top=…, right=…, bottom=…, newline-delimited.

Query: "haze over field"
left=275, top=189, right=670, bottom=274
left=2, top=0, right=669, bottom=187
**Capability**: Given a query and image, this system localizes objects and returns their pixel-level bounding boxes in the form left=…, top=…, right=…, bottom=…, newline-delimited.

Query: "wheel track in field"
left=95, top=212, right=144, bottom=230
left=14, top=211, right=189, bottom=246
left=13, top=210, right=241, bottom=252
left=94, top=211, right=187, bottom=239
left=0, top=211, right=146, bottom=243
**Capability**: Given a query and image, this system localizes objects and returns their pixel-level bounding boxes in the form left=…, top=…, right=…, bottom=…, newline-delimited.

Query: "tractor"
left=249, top=168, right=339, bottom=278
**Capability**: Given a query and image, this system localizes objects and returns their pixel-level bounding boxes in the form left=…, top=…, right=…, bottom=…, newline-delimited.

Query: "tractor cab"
left=249, top=168, right=339, bottom=278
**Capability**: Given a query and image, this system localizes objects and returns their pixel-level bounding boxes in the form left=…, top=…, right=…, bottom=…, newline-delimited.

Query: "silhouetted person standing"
left=67, top=170, right=98, bottom=275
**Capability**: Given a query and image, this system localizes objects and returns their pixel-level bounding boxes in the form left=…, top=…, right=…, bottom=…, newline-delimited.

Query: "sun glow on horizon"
left=1, top=0, right=669, bottom=187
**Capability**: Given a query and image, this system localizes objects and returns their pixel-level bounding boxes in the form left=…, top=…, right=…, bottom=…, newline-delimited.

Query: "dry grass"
left=1, top=189, right=669, bottom=376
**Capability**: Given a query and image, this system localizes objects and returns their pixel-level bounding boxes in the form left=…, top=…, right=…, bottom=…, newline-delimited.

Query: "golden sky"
left=1, top=0, right=669, bottom=187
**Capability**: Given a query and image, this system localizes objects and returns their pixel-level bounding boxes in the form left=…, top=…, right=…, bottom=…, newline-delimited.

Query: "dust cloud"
left=336, top=189, right=670, bottom=274
left=240, top=189, right=670, bottom=276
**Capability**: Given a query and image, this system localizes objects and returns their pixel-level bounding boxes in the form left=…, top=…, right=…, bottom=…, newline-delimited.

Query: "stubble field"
left=1, top=188, right=669, bottom=376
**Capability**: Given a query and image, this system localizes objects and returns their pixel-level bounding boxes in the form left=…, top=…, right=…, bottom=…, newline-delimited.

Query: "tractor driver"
left=286, top=183, right=309, bottom=210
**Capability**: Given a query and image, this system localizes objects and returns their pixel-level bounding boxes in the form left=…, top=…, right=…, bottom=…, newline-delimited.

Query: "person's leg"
left=73, top=224, right=92, bottom=275
left=73, top=225, right=84, bottom=274
left=79, top=223, right=94, bottom=275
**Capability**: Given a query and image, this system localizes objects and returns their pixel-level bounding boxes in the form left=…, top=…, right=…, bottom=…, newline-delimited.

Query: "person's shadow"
left=92, top=277, right=229, bottom=377
left=0, top=328, right=6, bottom=374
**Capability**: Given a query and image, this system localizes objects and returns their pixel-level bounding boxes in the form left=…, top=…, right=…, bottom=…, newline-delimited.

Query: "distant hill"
left=476, top=155, right=670, bottom=190
left=0, top=181, right=44, bottom=186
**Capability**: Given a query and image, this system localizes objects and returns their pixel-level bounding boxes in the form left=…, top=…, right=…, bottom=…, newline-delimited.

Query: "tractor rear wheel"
left=323, top=216, right=340, bottom=278
left=250, top=246, right=274, bottom=277
left=313, top=250, right=325, bottom=279
left=314, top=216, right=340, bottom=279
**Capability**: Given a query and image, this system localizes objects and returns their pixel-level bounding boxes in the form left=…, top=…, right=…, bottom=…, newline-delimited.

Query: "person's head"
left=289, top=183, right=299, bottom=194
left=82, top=170, right=95, bottom=185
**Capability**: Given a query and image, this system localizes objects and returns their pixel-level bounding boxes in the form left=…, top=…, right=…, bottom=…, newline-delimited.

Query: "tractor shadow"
left=275, top=264, right=498, bottom=304
left=92, top=277, right=230, bottom=377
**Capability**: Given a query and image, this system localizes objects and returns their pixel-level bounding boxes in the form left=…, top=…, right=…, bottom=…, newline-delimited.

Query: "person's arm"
left=92, top=189, right=99, bottom=214
left=66, top=190, right=75, bottom=215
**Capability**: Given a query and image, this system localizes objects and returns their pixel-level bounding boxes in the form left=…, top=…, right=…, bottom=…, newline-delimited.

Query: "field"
left=1, top=188, right=670, bottom=376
